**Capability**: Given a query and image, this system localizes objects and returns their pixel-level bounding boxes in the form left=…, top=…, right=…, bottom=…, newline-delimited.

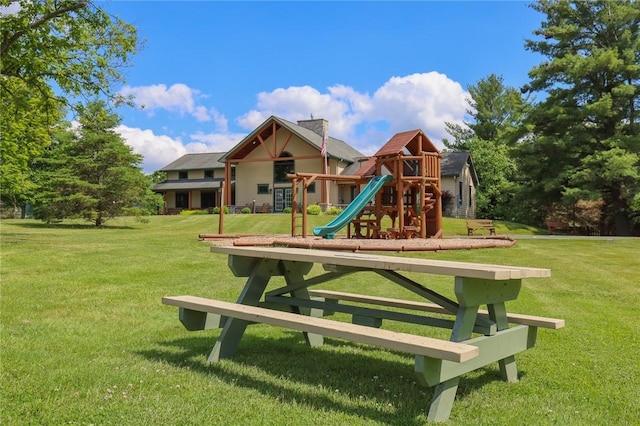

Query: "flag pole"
left=321, top=120, right=329, bottom=206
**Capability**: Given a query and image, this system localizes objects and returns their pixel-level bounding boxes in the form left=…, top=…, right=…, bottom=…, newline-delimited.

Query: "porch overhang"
left=153, top=180, right=230, bottom=192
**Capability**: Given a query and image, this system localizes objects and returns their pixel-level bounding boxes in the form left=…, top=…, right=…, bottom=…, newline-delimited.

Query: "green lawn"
left=1, top=215, right=638, bottom=425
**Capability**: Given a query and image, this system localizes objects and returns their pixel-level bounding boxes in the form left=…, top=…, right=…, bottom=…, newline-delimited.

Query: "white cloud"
left=370, top=72, right=468, bottom=142
left=119, top=83, right=214, bottom=122
left=188, top=131, right=246, bottom=152
left=116, top=72, right=470, bottom=171
left=236, top=72, right=469, bottom=153
left=115, top=125, right=187, bottom=173
left=115, top=125, right=245, bottom=173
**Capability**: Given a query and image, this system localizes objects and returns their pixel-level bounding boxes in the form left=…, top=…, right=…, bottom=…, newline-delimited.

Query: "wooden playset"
left=289, top=129, right=442, bottom=239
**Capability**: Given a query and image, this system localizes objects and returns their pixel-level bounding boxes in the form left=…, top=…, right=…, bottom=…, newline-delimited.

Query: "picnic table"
left=163, top=246, right=564, bottom=422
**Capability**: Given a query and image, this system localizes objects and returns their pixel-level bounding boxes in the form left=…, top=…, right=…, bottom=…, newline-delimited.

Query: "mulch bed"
left=199, top=233, right=516, bottom=252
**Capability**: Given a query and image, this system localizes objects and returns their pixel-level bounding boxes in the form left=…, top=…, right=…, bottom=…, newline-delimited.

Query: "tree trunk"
left=614, top=212, right=632, bottom=236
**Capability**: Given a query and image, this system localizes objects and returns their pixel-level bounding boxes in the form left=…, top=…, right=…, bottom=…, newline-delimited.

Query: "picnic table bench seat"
left=307, top=289, right=565, bottom=329
left=466, top=219, right=496, bottom=236
left=162, top=295, right=478, bottom=363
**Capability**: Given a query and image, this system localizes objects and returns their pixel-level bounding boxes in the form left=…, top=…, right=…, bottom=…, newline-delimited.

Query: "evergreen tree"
left=520, top=0, right=640, bottom=234
left=32, top=101, right=148, bottom=227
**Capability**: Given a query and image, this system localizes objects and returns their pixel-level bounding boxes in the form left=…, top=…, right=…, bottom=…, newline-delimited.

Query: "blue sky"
left=98, top=1, right=546, bottom=173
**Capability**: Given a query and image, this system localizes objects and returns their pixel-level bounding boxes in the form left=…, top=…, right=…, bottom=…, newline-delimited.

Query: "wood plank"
left=308, top=290, right=565, bottom=329
left=210, top=246, right=551, bottom=280
left=162, top=295, right=478, bottom=363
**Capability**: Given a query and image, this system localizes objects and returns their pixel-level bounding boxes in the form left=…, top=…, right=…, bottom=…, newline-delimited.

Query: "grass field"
left=1, top=215, right=639, bottom=425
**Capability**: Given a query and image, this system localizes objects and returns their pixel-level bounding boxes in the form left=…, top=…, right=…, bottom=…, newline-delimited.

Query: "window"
left=178, top=171, right=188, bottom=180
left=204, top=170, right=214, bottom=179
left=257, top=184, right=269, bottom=194
left=175, top=192, right=189, bottom=209
left=201, top=191, right=216, bottom=209
left=469, top=185, right=473, bottom=207
left=308, top=182, right=316, bottom=193
left=274, top=152, right=294, bottom=183
left=458, top=182, right=463, bottom=207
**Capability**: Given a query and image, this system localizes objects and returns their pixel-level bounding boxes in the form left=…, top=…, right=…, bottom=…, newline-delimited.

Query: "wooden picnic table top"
left=210, top=246, right=550, bottom=281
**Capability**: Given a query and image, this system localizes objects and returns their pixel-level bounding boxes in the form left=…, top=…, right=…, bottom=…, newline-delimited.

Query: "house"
left=152, top=152, right=230, bottom=214
left=440, top=151, right=478, bottom=218
left=218, top=116, right=365, bottom=212
left=152, top=116, right=478, bottom=218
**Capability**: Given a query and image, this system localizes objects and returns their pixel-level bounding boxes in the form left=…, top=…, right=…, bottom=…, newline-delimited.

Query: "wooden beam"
left=276, top=131, right=294, bottom=158
left=229, top=154, right=321, bottom=163
left=256, top=134, right=274, bottom=158
left=291, top=178, right=298, bottom=237
left=286, top=172, right=366, bottom=182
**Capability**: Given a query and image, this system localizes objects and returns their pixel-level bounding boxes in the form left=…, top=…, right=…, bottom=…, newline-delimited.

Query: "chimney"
left=297, top=118, right=328, bottom=138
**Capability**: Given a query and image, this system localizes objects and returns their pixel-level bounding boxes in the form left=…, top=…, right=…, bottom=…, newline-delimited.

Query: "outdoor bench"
left=466, top=219, right=496, bottom=236
left=163, top=246, right=562, bottom=422
left=162, top=295, right=477, bottom=363
left=307, top=289, right=565, bottom=329
left=546, top=221, right=572, bottom=235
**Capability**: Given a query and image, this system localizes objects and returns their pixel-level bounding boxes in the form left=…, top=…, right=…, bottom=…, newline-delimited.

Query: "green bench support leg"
left=282, top=260, right=324, bottom=347
left=427, top=377, right=460, bottom=422
left=208, top=258, right=278, bottom=363
left=488, top=302, right=518, bottom=382
left=422, top=277, right=524, bottom=421
left=425, top=304, right=478, bottom=422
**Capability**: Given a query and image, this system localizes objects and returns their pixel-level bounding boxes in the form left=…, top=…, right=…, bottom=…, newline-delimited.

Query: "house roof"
left=159, top=152, right=226, bottom=171
left=219, top=116, right=364, bottom=164
left=153, top=179, right=227, bottom=191
left=441, top=151, right=479, bottom=185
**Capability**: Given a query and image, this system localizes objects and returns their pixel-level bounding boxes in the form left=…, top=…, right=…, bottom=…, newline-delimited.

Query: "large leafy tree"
left=0, top=78, right=64, bottom=216
left=32, top=101, right=148, bottom=227
left=444, top=74, right=531, bottom=220
left=520, top=0, right=640, bottom=235
left=0, top=0, right=138, bottom=211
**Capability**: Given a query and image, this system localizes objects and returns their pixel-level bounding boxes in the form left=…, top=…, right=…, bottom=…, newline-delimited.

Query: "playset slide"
left=313, top=174, right=393, bottom=239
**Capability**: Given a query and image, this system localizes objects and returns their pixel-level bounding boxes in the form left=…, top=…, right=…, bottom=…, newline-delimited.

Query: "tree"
left=520, top=0, right=640, bottom=235
left=0, top=0, right=138, bottom=211
left=443, top=74, right=531, bottom=220
left=32, top=101, right=148, bottom=227
left=0, top=78, right=64, bottom=216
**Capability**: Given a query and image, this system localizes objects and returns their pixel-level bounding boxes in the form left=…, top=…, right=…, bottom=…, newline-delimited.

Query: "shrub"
left=241, top=207, right=251, bottom=214
left=180, top=209, right=208, bottom=215
left=211, top=206, right=229, bottom=214
left=283, top=207, right=292, bottom=213
left=325, top=206, right=343, bottom=215
left=307, top=204, right=322, bottom=215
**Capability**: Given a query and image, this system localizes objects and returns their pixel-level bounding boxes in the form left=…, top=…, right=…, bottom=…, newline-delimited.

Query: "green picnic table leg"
left=281, top=260, right=324, bottom=347
left=208, top=258, right=278, bottom=363
left=457, top=277, right=522, bottom=384
left=427, top=304, right=478, bottom=422
left=424, top=277, right=523, bottom=421
left=488, top=302, right=518, bottom=382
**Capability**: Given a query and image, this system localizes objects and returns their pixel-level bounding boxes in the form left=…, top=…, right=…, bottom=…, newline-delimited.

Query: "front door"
left=274, top=188, right=293, bottom=212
